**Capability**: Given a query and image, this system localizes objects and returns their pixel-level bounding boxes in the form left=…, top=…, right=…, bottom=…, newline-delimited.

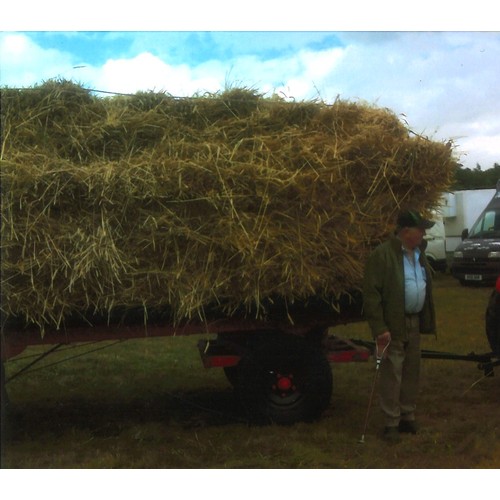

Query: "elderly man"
left=363, top=209, right=437, bottom=442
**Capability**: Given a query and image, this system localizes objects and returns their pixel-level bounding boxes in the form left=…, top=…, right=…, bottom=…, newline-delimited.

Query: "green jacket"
left=362, top=236, right=436, bottom=341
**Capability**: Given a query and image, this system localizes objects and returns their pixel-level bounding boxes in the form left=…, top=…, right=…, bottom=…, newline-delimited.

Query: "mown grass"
left=1, top=274, right=499, bottom=469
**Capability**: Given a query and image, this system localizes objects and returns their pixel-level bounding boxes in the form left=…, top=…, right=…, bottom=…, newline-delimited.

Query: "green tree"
left=452, top=163, right=500, bottom=190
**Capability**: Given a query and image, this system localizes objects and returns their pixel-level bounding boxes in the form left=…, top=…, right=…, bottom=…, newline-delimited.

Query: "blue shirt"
left=403, top=246, right=427, bottom=314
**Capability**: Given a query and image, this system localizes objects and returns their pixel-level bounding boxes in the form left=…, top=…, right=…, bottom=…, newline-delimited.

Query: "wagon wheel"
left=1, top=361, right=9, bottom=421
left=236, top=333, right=332, bottom=425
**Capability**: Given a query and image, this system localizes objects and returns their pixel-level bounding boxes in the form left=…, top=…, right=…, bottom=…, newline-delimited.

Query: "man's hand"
left=376, top=331, right=391, bottom=358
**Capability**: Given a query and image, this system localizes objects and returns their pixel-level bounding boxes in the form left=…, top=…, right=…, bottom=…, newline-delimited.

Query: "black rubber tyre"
left=1, top=361, right=9, bottom=431
left=485, top=289, right=500, bottom=355
left=236, top=333, right=332, bottom=425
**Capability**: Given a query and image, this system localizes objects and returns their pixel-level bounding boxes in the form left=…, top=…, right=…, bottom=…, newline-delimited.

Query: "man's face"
left=401, top=227, right=426, bottom=249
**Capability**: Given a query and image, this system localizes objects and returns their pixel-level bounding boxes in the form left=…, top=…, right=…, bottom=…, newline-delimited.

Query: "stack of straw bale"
left=1, top=80, right=457, bottom=331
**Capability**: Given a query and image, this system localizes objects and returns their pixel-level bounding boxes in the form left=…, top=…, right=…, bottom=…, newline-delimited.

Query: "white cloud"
left=96, top=53, right=195, bottom=94
left=0, top=33, right=74, bottom=86
left=457, top=131, right=500, bottom=168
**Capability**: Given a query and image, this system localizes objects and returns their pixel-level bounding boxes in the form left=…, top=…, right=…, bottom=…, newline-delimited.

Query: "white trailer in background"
left=424, top=211, right=447, bottom=272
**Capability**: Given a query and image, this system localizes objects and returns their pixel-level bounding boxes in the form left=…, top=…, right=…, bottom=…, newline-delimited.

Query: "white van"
left=451, top=181, right=500, bottom=285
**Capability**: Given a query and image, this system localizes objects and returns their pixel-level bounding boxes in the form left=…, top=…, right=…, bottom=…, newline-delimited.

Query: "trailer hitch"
left=478, top=357, right=500, bottom=377
left=420, top=349, right=498, bottom=376
left=349, top=339, right=498, bottom=377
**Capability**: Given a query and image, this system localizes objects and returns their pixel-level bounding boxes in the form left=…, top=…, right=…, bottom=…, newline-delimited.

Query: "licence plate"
left=465, top=274, right=482, bottom=281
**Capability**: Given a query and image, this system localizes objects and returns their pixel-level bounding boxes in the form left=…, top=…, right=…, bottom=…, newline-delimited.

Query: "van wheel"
left=236, top=333, right=332, bottom=425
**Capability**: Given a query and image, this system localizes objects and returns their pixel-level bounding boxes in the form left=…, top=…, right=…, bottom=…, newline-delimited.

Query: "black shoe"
left=382, top=426, right=401, bottom=443
left=399, top=419, right=418, bottom=434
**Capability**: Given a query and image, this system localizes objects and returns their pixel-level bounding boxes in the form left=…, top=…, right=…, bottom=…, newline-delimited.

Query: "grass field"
left=1, top=273, right=498, bottom=469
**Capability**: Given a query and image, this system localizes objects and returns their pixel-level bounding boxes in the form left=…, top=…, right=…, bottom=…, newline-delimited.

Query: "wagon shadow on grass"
left=2, top=387, right=250, bottom=443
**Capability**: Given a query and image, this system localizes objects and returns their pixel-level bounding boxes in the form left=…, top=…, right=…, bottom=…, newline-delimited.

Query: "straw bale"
left=1, top=80, right=457, bottom=331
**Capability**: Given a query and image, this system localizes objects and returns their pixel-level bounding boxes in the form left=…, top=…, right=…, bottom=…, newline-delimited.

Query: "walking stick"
left=358, top=340, right=390, bottom=444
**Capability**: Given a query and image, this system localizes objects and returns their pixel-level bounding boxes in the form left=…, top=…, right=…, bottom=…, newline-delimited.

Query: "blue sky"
left=19, top=31, right=345, bottom=69
left=1, top=3, right=499, bottom=170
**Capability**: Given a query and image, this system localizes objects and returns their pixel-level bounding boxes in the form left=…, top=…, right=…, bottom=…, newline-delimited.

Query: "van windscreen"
left=468, top=209, right=500, bottom=238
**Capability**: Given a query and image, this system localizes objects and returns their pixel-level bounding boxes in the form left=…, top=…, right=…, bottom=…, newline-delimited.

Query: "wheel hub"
left=274, top=373, right=294, bottom=392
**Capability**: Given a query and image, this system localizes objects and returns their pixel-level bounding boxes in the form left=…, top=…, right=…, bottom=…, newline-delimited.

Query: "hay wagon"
left=2, top=287, right=499, bottom=425
left=1, top=293, right=371, bottom=425
left=5, top=80, right=485, bottom=424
